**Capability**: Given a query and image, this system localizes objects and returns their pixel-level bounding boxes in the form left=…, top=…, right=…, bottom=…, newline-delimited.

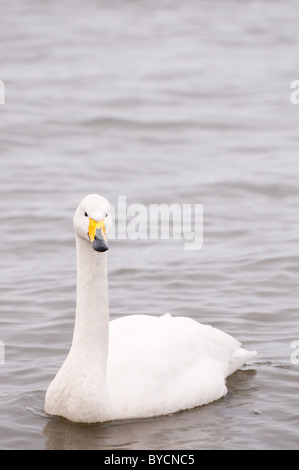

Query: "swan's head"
left=73, top=194, right=112, bottom=252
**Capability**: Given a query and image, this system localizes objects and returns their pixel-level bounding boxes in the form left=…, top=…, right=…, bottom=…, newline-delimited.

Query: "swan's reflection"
left=43, top=409, right=217, bottom=450
left=42, top=369, right=257, bottom=450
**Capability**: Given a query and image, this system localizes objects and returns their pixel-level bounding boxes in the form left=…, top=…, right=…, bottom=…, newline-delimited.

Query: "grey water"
left=1, top=0, right=299, bottom=450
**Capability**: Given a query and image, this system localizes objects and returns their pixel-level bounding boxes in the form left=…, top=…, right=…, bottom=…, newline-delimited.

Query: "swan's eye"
left=105, top=212, right=108, bottom=218
left=84, top=212, right=88, bottom=217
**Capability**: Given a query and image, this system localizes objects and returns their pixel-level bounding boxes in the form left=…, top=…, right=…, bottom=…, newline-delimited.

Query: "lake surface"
left=1, top=0, right=299, bottom=450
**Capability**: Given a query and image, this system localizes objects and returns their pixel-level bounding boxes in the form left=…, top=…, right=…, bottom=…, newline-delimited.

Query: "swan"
left=44, top=194, right=257, bottom=423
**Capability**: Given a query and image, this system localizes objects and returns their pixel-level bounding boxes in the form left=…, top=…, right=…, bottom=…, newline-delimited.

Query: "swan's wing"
left=106, top=314, right=253, bottom=419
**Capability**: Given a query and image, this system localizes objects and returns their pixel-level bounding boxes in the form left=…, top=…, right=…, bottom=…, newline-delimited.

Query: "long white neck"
left=71, top=236, right=109, bottom=375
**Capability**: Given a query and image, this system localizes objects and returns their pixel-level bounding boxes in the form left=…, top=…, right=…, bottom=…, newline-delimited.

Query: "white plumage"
left=44, top=194, right=256, bottom=423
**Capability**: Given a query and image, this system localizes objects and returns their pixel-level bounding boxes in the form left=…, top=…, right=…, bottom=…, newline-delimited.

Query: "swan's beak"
left=88, top=218, right=109, bottom=252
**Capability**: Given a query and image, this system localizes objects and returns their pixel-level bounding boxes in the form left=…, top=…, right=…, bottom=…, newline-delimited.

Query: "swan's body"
left=44, top=195, right=256, bottom=423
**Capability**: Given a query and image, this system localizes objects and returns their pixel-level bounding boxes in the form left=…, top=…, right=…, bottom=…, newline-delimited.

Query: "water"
left=1, top=0, right=299, bottom=450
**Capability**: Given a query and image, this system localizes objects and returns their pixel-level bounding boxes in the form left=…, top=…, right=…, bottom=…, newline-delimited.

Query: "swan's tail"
left=227, top=348, right=257, bottom=377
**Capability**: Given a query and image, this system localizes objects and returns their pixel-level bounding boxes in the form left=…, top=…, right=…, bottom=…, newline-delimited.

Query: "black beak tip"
left=92, top=238, right=109, bottom=252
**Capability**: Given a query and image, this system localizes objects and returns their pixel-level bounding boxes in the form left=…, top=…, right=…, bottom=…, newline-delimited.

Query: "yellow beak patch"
left=88, top=218, right=106, bottom=242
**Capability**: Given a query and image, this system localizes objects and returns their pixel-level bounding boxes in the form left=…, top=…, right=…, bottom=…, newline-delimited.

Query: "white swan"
left=44, top=194, right=257, bottom=423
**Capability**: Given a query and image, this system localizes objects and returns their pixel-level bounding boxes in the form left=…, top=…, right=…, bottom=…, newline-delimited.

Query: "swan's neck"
left=71, top=236, right=109, bottom=374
